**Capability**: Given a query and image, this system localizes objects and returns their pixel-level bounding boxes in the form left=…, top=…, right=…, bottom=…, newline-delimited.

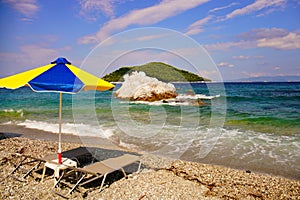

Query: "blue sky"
left=0, top=0, right=300, bottom=81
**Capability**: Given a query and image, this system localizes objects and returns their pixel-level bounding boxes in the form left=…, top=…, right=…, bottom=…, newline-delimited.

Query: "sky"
left=0, top=0, right=300, bottom=81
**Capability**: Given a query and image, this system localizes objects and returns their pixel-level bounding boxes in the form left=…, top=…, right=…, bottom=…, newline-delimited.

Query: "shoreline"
left=1, top=124, right=299, bottom=181
left=0, top=124, right=124, bottom=151
left=0, top=131, right=299, bottom=199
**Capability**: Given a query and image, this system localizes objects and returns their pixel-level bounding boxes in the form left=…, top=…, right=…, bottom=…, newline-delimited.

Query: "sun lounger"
left=54, top=153, right=141, bottom=196
left=7, top=153, right=56, bottom=181
left=8, top=147, right=91, bottom=181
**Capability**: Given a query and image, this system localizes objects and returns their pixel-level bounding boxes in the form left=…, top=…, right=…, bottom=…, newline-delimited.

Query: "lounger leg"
left=54, top=171, right=65, bottom=188
left=68, top=174, right=86, bottom=195
left=120, top=168, right=127, bottom=178
left=36, top=160, right=42, bottom=169
left=23, top=161, right=42, bottom=179
left=9, top=157, right=27, bottom=175
left=41, top=166, right=47, bottom=182
left=99, top=174, right=108, bottom=192
left=137, top=161, right=142, bottom=173
left=53, top=172, right=63, bottom=189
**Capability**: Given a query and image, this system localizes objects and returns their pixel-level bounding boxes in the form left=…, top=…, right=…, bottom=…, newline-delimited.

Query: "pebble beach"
left=0, top=126, right=299, bottom=200
left=1, top=0, right=300, bottom=199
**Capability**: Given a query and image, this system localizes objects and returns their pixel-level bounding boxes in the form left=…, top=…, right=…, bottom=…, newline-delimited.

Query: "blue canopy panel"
left=51, top=57, right=71, bottom=65
left=28, top=63, right=84, bottom=93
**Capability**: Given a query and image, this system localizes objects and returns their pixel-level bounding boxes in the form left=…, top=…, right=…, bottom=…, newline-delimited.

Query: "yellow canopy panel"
left=0, top=64, right=54, bottom=89
left=67, top=65, right=114, bottom=91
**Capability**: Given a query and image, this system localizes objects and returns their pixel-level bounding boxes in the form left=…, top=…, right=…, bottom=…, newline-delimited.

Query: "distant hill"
left=230, top=76, right=300, bottom=82
left=103, top=62, right=210, bottom=82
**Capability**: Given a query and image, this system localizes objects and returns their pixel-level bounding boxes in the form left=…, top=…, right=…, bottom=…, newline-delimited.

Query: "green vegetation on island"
left=103, top=62, right=210, bottom=82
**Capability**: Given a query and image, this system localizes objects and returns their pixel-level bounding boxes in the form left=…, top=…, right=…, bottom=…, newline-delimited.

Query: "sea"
left=0, top=82, right=299, bottom=179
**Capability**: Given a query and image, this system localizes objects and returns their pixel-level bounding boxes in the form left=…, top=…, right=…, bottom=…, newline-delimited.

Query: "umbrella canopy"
left=0, top=57, right=114, bottom=92
left=0, top=57, right=114, bottom=163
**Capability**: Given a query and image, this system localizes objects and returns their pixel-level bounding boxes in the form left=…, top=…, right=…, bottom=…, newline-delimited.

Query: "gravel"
left=1, top=137, right=299, bottom=200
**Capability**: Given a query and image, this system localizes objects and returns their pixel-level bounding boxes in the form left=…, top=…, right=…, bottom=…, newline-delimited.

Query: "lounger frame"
left=54, top=154, right=141, bottom=196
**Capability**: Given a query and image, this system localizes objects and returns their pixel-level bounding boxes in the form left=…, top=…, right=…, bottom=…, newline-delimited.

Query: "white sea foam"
left=17, top=120, right=114, bottom=139
left=115, top=71, right=177, bottom=100
left=176, top=94, right=220, bottom=100
left=131, top=100, right=190, bottom=106
left=7, top=118, right=300, bottom=178
left=125, top=93, right=220, bottom=106
left=118, top=140, right=140, bottom=150
left=2, top=109, right=23, bottom=117
left=16, top=119, right=299, bottom=168
left=114, top=124, right=299, bottom=177
left=212, top=128, right=300, bottom=170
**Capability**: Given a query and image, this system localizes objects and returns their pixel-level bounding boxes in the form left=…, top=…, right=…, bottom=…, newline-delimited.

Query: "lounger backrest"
left=40, top=147, right=90, bottom=162
left=62, top=147, right=90, bottom=158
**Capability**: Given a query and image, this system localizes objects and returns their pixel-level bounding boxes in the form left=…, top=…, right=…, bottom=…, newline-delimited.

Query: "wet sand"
left=0, top=124, right=122, bottom=150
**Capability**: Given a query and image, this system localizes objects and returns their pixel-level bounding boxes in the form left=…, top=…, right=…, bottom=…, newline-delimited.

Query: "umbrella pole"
left=58, top=92, right=62, bottom=164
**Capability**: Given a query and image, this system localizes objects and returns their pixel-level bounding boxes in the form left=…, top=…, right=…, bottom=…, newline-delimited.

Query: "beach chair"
left=8, top=147, right=91, bottom=181
left=54, top=153, right=141, bottom=196
left=7, top=153, right=56, bottom=181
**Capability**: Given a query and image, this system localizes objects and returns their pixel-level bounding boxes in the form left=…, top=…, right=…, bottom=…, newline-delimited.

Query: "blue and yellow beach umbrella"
left=0, top=57, right=114, bottom=92
left=0, top=57, right=114, bottom=163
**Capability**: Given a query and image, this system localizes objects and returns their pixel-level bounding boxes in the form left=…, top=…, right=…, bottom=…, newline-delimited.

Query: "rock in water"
left=115, top=71, right=177, bottom=101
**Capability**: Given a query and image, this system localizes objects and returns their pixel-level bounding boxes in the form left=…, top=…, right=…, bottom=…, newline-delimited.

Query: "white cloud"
left=77, top=34, right=99, bottom=44
left=257, top=61, right=267, bottom=65
left=204, top=40, right=255, bottom=51
left=133, top=33, right=172, bottom=42
left=232, top=55, right=250, bottom=60
left=217, top=62, right=234, bottom=68
left=257, top=32, right=300, bottom=49
left=0, top=45, right=59, bottom=74
left=185, top=16, right=212, bottom=35
left=107, top=49, right=174, bottom=69
left=243, top=72, right=267, bottom=77
left=3, top=0, right=39, bottom=19
left=199, top=70, right=218, bottom=79
left=206, top=28, right=300, bottom=51
left=79, top=0, right=210, bottom=43
left=238, top=28, right=288, bottom=40
left=209, top=2, right=239, bottom=13
left=226, top=0, right=286, bottom=19
left=273, top=66, right=281, bottom=70
left=20, top=45, right=59, bottom=63
left=253, top=55, right=264, bottom=59
left=79, top=0, right=116, bottom=20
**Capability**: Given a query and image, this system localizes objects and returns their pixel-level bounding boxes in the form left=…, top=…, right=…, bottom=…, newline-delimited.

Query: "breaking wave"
left=15, top=120, right=115, bottom=139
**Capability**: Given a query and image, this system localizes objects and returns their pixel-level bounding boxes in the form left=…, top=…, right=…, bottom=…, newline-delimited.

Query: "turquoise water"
left=0, top=82, right=299, bottom=179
